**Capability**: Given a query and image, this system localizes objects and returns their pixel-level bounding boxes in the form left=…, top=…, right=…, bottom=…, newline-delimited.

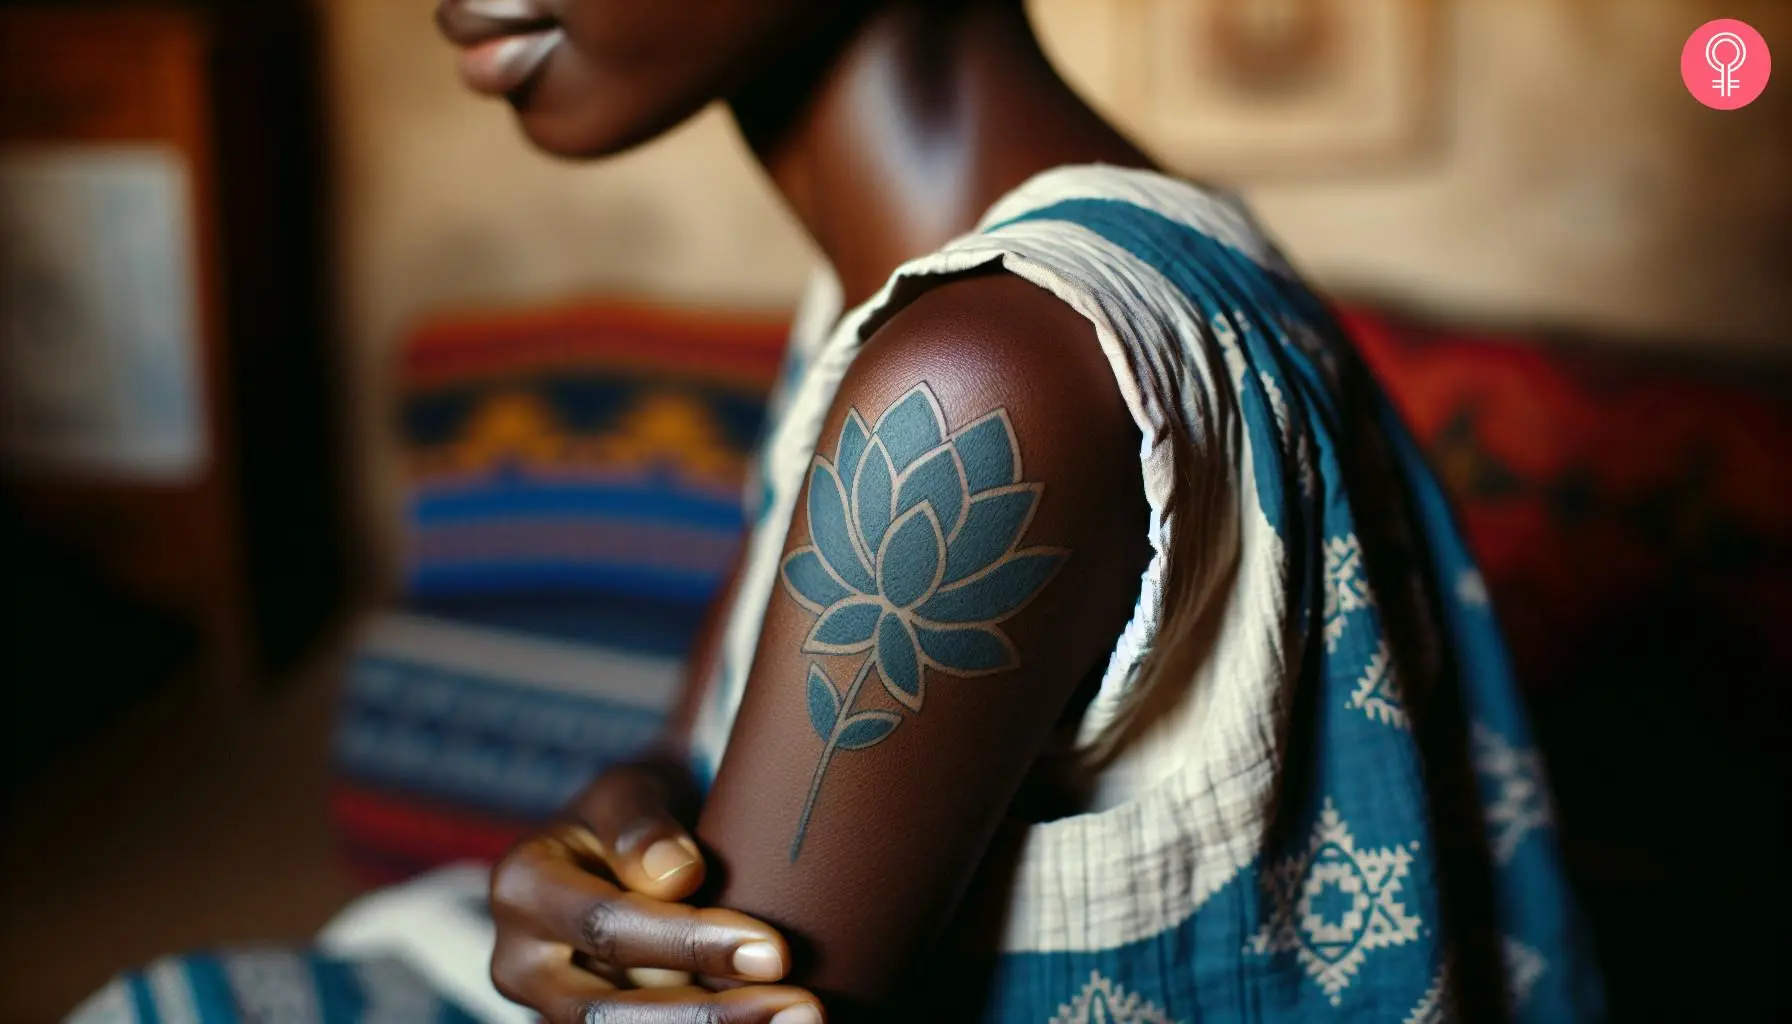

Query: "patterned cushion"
left=334, top=302, right=787, bottom=883
left=331, top=612, right=680, bottom=883
left=398, top=303, right=786, bottom=604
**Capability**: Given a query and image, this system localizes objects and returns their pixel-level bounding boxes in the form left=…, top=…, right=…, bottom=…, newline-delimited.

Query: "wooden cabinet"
left=1, top=3, right=345, bottom=766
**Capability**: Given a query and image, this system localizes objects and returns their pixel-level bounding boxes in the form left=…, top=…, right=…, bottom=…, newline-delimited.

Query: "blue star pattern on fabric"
left=1472, top=724, right=1554, bottom=865
left=780, top=383, right=1067, bottom=859
left=1323, top=533, right=1374, bottom=654
left=1402, top=964, right=1452, bottom=1024
left=1503, top=935, right=1548, bottom=1013
left=1348, top=639, right=1409, bottom=729
left=1046, top=973, right=1176, bottom=1024
left=1249, top=799, right=1424, bottom=1006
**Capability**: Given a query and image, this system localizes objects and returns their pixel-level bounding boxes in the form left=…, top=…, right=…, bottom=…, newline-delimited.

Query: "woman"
left=73, top=1, right=1596, bottom=1021
left=433, top=1, right=1605, bottom=1022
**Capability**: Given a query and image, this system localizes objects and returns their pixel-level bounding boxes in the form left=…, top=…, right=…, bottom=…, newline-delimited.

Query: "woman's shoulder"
left=844, top=270, right=1138, bottom=471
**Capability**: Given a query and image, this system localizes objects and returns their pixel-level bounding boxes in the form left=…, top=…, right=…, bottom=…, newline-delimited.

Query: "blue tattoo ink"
left=779, top=383, right=1067, bottom=860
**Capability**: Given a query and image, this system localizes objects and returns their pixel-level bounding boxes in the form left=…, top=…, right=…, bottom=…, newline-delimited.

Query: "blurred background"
left=1, top=0, right=1786, bottom=1019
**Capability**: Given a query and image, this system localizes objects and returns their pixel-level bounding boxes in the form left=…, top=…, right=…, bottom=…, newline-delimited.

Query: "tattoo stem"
left=790, top=657, right=878, bottom=862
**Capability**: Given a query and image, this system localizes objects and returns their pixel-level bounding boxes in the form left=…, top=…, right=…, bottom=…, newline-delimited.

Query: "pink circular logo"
left=1683, top=19, right=1771, bottom=110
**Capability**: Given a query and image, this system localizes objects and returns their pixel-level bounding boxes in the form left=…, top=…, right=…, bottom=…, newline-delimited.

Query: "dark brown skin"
left=439, top=0, right=1157, bottom=1019
left=702, top=275, right=1151, bottom=1008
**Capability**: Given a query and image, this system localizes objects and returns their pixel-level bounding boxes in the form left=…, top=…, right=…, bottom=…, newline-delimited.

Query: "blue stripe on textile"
left=404, top=593, right=706, bottom=656
left=308, top=955, right=357, bottom=1024
left=180, top=955, right=241, bottom=1024
left=124, top=972, right=160, bottom=1024
left=407, top=562, right=724, bottom=607
left=410, top=486, right=745, bottom=531
left=335, top=657, right=667, bottom=818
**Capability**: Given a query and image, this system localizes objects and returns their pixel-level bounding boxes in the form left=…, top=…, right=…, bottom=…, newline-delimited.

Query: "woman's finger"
left=494, top=834, right=793, bottom=981
left=497, top=932, right=820, bottom=1024
left=555, top=983, right=824, bottom=1024
left=572, top=764, right=707, bottom=900
left=491, top=931, right=617, bottom=1018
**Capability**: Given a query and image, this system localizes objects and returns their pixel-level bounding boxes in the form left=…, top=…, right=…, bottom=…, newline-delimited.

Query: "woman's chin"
left=512, top=92, right=713, bottom=161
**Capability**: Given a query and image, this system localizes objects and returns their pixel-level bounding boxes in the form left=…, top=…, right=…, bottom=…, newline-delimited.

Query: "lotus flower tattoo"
left=780, top=383, right=1067, bottom=859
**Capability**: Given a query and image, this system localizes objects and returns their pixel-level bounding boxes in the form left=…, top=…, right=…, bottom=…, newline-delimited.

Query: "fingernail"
left=642, top=837, right=698, bottom=881
left=625, top=967, right=692, bottom=989
left=732, top=940, right=785, bottom=981
left=768, top=1005, right=820, bottom=1024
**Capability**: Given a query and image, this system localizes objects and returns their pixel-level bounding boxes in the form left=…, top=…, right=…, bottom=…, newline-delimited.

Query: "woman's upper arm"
left=694, top=274, right=1150, bottom=1008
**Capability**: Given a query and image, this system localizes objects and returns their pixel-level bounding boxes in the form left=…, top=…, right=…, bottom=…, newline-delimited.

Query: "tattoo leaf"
left=835, top=711, right=901, bottom=751
left=806, top=664, right=840, bottom=739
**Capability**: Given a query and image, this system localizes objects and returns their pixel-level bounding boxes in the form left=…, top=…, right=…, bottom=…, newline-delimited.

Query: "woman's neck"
left=730, top=0, right=1153, bottom=307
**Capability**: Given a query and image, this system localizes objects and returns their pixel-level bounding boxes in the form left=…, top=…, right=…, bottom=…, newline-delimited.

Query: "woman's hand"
left=490, top=761, right=823, bottom=1024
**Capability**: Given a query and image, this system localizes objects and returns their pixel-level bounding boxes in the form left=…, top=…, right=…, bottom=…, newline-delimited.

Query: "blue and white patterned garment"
left=65, top=951, right=484, bottom=1024
left=688, top=165, right=1604, bottom=1022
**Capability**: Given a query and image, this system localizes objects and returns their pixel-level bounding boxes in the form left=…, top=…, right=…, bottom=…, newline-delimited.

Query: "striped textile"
left=398, top=301, right=785, bottom=603
left=65, top=950, right=483, bottom=1024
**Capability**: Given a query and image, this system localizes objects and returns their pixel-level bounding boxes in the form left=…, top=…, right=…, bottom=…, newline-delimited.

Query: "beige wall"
left=322, top=0, right=1788, bottom=570
left=1241, top=1, right=1789, bottom=349
left=325, top=0, right=1788, bottom=354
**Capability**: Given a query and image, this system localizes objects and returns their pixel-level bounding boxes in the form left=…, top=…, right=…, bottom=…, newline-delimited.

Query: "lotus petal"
left=952, top=411, right=1021, bottom=493
left=808, top=463, right=875, bottom=594
left=895, top=445, right=968, bottom=538
left=803, top=597, right=882, bottom=653
left=782, top=548, right=852, bottom=612
left=853, top=438, right=897, bottom=560
left=875, top=385, right=946, bottom=473
left=877, top=504, right=945, bottom=609
left=943, top=485, right=1038, bottom=583
left=915, top=624, right=1018, bottom=675
left=836, top=410, right=869, bottom=490
left=877, top=613, right=924, bottom=711
left=914, top=550, right=1064, bottom=624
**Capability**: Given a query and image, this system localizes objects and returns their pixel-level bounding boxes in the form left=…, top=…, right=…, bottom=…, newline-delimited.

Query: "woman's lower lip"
left=457, top=28, right=562, bottom=97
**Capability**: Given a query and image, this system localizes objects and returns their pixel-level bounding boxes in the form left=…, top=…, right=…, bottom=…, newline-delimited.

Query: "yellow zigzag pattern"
left=410, top=390, right=746, bottom=487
